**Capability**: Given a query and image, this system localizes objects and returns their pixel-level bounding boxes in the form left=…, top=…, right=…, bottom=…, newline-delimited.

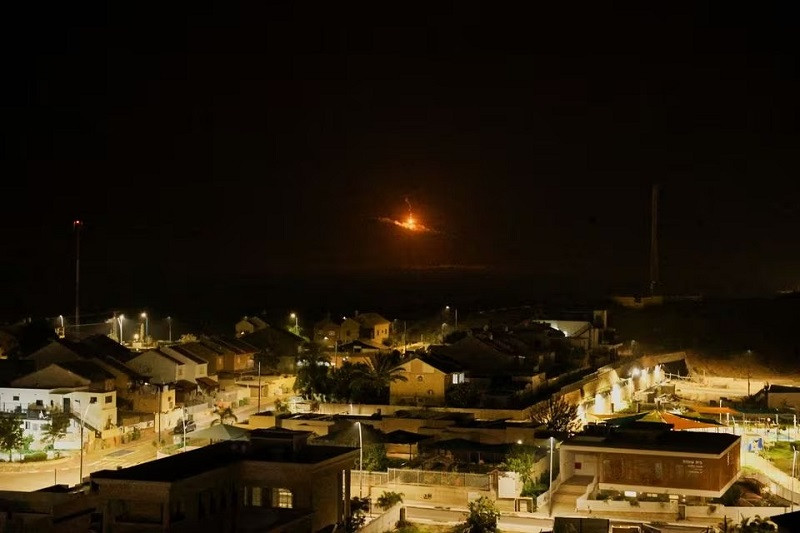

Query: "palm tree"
left=355, top=352, right=407, bottom=402
left=294, top=344, right=332, bottom=400
left=211, top=406, right=238, bottom=426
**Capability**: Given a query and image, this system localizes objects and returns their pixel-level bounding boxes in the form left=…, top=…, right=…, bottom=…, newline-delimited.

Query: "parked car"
left=173, top=420, right=196, bottom=434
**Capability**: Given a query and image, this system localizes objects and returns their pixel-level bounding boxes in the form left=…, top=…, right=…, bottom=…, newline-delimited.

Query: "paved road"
left=0, top=401, right=264, bottom=491
left=406, top=505, right=553, bottom=532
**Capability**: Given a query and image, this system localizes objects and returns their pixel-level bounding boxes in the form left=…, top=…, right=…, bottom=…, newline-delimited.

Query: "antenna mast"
left=649, top=185, right=659, bottom=296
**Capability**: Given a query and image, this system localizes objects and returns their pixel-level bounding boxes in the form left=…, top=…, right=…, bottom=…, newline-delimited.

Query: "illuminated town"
left=3, top=4, right=800, bottom=533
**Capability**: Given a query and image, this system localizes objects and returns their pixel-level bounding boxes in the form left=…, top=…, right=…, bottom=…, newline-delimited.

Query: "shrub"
left=22, top=451, right=48, bottom=462
left=462, top=496, right=500, bottom=533
left=376, top=490, right=404, bottom=510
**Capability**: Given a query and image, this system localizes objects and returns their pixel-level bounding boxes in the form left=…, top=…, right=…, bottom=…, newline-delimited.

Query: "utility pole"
left=649, top=184, right=659, bottom=297
left=257, top=361, right=262, bottom=413
left=403, top=321, right=407, bottom=354
left=73, top=220, right=83, bottom=337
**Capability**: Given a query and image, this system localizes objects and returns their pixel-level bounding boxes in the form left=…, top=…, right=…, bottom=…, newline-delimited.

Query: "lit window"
left=452, top=374, right=458, bottom=384
left=251, top=487, right=262, bottom=507
left=272, top=488, right=293, bottom=508
left=417, top=376, right=424, bottom=382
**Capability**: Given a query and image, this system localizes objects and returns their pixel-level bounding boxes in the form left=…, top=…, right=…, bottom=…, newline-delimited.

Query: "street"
left=0, top=401, right=263, bottom=491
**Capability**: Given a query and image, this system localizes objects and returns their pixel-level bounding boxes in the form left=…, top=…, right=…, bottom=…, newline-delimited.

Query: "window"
left=271, top=488, right=293, bottom=509
left=12, top=396, right=18, bottom=401
left=251, top=486, right=262, bottom=507
left=90, top=396, right=97, bottom=403
left=452, top=374, right=458, bottom=384
left=105, top=395, right=113, bottom=404
left=169, top=499, right=186, bottom=522
left=417, top=376, right=424, bottom=382
left=35, top=399, right=43, bottom=406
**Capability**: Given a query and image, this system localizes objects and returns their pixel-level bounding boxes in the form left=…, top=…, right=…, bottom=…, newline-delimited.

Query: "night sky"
left=2, top=3, right=800, bottom=323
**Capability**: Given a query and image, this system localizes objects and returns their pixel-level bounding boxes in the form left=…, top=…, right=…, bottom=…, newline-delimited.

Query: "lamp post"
left=58, top=315, right=64, bottom=337
left=549, top=436, right=555, bottom=516
left=76, top=397, right=96, bottom=484
left=167, top=316, right=173, bottom=343
left=792, top=445, right=798, bottom=513
left=257, top=361, right=262, bottom=413
left=182, top=406, right=187, bottom=452
left=141, top=312, right=149, bottom=340
left=357, top=421, right=364, bottom=498
left=117, top=314, right=125, bottom=344
left=290, top=313, right=299, bottom=335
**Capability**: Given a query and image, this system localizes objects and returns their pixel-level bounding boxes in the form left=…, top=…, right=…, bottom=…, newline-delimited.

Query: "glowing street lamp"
left=117, top=314, right=125, bottom=344
left=357, top=421, right=364, bottom=498
left=167, top=316, right=172, bottom=343
left=290, top=313, right=299, bottom=335
left=141, top=312, right=149, bottom=339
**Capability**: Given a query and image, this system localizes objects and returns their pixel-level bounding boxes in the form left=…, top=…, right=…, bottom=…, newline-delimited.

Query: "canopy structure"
left=640, top=410, right=723, bottom=430
left=385, top=430, right=431, bottom=445
left=316, top=422, right=386, bottom=447
left=189, top=423, right=250, bottom=442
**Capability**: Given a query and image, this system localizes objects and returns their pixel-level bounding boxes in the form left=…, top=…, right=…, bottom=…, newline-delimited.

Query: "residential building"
left=198, top=337, right=256, bottom=375
left=353, top=312, right=391, bottom=344
left=90, top=429, right=359, bottom=532
left=161, top=344, right=212, bottom=384
left=390, top=354, right=464, bottom=407
left=239, top=326, right=305, bottom=374
left=127, top=349, right=187, bottom=384
left=313, top=317, right=360, bottom=347
left=559, top=422, right=740, bottom=501
left=765, top=384, right=800, bottom=410
left=234, top=316, right=268, bottom=337
left=2, top=361, right=118, bottom=434
left=0, top=484, right=98, bottom=532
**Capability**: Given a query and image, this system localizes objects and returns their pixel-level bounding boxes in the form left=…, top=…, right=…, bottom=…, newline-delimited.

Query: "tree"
left=330, top=361, right=372, bottom=403
left=501, top=445, right=539, bottom=491
left=461, top=496, right=500, bottom=533
left=376, top=490, right=404, bottom=510
left=446, top=382, right=482, bottom=407
left=294, top=344, right=332, bottom=400
left=362, top=443, right=388, bottom=472
left=526, top=396, right=580, bottom=434
left=342, top=496, right=370, bottom=533
left=211, top=406, right=238, bottom=426
left=0, top=415, right=24, bottom=461
left=41, top=407, right=71, bottom=449
left=354, top=352, right=407, bottom=403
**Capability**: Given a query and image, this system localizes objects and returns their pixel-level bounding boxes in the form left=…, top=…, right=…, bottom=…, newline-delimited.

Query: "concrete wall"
left=360, top=503, right=403, bottom=533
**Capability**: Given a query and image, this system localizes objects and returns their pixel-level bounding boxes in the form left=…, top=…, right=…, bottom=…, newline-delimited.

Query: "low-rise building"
left=313, top=317, right=360, bottom=347
left=390, top=354, right=464, bottom=407
left=765, top=384, right=800, bottom=410
left=91, top=429, right=358, bottom=532
left=127, top=349, right=187, bottom=385
left=234, top=316, right=268, bottom=337
left=559, top=422, right=741, bottom=500
left=353, top=312, right=391, bottom=345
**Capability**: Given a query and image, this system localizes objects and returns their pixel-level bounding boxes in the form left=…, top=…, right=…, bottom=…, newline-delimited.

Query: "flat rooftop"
left=92, top=435, right=357, bottom=483
left=563, top=425, right=740, bottom=455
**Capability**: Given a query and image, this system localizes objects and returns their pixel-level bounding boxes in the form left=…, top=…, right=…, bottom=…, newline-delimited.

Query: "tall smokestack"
left=649, top=185, right=659, bottom=296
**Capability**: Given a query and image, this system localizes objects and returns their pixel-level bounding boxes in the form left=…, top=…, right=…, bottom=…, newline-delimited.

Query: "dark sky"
left=2, top=2, right=800, bottom=321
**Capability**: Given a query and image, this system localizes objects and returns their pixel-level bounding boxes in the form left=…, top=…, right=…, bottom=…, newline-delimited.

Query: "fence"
left=351, top=468, right=492, bottom=491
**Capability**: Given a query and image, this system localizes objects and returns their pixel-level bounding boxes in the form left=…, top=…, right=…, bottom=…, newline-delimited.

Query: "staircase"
left=552, top=475, right=594, bottom=510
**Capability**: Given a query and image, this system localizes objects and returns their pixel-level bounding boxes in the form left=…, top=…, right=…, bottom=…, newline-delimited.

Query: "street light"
left=141, top=312, right=149, bottom=340
left=167, top=316, right=173, bottom=343
left=793, top=445, right=798, bottom=513
left=356, top=421, right=364, bottom=498
left=290, top=312, right=299, bottom=335
left=117, top=314, right=125, bottom=344
left=791, top=445, right=798, bottom=513
left=549, top=436, right=555, bottom=516
left=76, top=397, right=97, bottom=484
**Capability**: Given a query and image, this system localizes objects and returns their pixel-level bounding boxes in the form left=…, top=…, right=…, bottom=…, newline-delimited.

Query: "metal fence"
left=352, top=469, right=491, bottom=491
